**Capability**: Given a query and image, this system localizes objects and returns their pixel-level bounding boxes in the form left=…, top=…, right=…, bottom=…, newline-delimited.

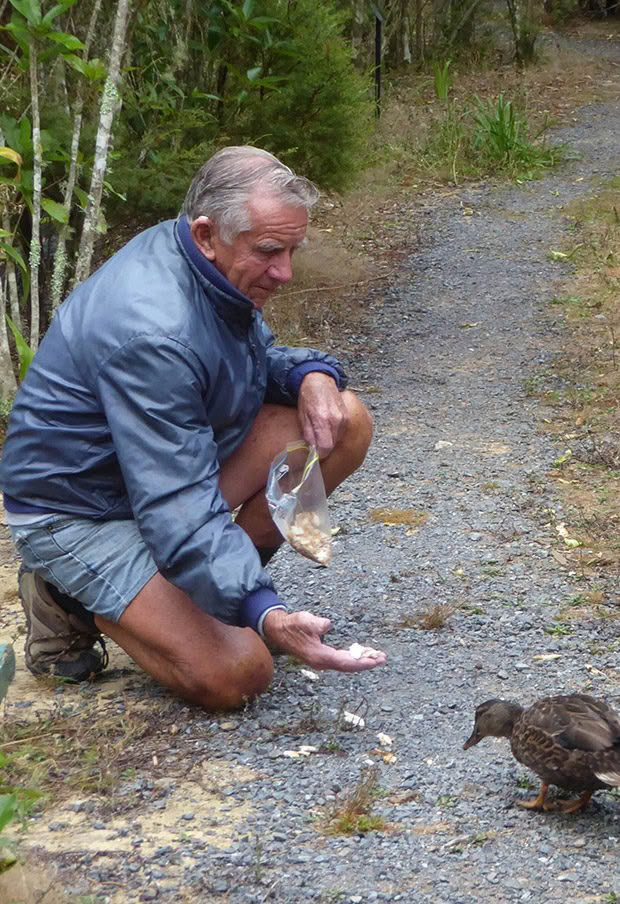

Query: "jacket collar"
left=174, top=216, right=255, bottom=329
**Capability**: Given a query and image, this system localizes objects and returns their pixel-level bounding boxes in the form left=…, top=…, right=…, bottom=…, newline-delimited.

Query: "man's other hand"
left=297, top=372, right=348, bottom=458
left=263, top=609, right=387, bottom=673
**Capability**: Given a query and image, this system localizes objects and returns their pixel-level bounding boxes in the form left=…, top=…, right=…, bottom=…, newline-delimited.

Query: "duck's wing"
left=526, top=695, right=620, bottom=753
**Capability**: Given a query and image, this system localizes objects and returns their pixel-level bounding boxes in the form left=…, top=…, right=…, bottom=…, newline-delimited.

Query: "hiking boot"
left=19, top=567, right=108, bottom=682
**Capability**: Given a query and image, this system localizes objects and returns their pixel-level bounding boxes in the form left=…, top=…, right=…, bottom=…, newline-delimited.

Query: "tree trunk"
left=0, top=129, right=22, bottom=330
left=352, top=0, right=367, bottom=66
left=1, top=207, right=21, bottom=329
left=415, top=0, right=424, bottom=65
left=401, top=0, right=412, bottom=63
left=51, top=0, right=103, bottom=310
left=0, top=274, right=18, bottom=399
left=505, top=0, right=524, bottom=67
left=73, top=0, right=131, bottom=288
left=28, top=41, right=42, bottom=351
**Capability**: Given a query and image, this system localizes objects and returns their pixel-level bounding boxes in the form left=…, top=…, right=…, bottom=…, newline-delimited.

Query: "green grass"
left=321, top=767, right=388, bottom=836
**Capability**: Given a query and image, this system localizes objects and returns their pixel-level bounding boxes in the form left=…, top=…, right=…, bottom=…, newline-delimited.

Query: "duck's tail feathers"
left=594, top=769, right=620, bottom=786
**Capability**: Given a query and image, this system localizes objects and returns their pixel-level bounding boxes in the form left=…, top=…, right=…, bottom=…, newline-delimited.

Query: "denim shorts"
left=9, top=515, right=159, bottom=623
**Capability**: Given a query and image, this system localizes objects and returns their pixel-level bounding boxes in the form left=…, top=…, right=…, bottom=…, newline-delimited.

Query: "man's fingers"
left=303, top=418, right=337, bottom=458
left=308, top=644, right=387, bottom=673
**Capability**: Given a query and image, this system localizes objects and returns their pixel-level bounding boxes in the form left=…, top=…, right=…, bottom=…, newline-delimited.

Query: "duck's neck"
left=498, top=702, right=524, bottom=738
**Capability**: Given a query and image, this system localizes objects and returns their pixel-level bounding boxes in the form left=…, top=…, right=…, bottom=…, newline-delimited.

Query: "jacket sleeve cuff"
left=286, top=362, right=341, bottom=397
left=239, top=587, right=287, bottom=636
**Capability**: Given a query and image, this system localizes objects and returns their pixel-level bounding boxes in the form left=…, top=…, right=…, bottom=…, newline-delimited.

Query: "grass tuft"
left=0, top=700, right=181, bottom=815
left=322, top=767, right=387, bottom=836
left=400, top=603, right=459, bottom=631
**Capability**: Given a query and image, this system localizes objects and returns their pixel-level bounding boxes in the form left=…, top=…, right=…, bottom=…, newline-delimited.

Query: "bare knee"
left=176, top=631, right=274, bottom=711
left=338, top=391, right=373, bottom=471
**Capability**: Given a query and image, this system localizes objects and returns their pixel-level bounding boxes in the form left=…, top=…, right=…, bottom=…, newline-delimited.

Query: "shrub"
left=231, top=0, right=375, bottom=191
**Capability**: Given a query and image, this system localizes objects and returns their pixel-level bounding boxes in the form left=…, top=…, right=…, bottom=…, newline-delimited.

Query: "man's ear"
left=191, top=216, right=217, bottom=261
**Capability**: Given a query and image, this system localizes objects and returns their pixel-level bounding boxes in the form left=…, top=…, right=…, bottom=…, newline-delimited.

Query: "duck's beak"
left=463, top=730, right=479, bottom=750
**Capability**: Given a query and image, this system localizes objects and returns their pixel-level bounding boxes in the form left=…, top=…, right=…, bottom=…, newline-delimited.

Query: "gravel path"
left=6, top=35, right=620, bottom=904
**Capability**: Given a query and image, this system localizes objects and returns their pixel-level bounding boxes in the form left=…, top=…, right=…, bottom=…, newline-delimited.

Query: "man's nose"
left=268, top=252, right=293, bottom=284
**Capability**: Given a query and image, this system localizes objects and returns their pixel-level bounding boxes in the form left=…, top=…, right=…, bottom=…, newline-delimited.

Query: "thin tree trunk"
left=505, top=0, right=524, bottom=67
left=415, top=0, right=424, bottom=65
left=351, top=0, right=366, bottom=65
left=28, top=41, right=42, bottom=351
left=51, top=0, right=103, bottom=310
left=446, top=0, right=483, bottom=50
left=0, top=127, right=22, bottom=329
left=401, top=0, right=412, bottom=63
left=73, top=0, right=131, bottom=288
left=1, top=207, right=21, bottom=329
left=172, top=0, right=193, bottom=74
left=0, top=275, right=17, bottom=399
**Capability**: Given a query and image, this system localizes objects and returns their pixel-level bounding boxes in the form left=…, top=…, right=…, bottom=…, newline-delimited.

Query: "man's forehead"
left=248, top=192, right=307, bottom=224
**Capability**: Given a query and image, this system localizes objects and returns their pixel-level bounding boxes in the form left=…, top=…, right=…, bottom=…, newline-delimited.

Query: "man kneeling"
left=0, top=146, right=386, bottom=710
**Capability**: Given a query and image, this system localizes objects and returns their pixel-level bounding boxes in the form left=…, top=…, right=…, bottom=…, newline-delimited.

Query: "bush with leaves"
left=109, top=0, right=374, bottom=219
left=232, top=0, right=374, bottom=191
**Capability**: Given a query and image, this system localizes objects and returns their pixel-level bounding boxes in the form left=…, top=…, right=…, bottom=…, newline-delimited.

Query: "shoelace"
left=30, top=631, right=109, bottom=673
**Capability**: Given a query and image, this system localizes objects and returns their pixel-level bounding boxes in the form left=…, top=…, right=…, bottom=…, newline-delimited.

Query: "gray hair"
left=182, top=146, right=320, bottom=243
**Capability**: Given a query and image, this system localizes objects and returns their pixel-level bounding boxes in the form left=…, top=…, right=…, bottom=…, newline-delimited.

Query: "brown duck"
left=463, top=694, right=620, bottom=813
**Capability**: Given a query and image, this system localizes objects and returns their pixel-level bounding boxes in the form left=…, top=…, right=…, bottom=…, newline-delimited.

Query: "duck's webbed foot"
left=517, top=783, right=553, bottom=811
left=556, top=791, right=593, bottom=814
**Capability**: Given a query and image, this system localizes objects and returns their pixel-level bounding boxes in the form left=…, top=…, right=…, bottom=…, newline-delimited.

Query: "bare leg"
left=95, top=573, right=273, bottom=711
left=219, top=391, right=372, bottom=547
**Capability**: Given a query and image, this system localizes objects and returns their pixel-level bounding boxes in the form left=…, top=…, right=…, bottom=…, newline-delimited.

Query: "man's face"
left=192, top=193, right=308, bottom=309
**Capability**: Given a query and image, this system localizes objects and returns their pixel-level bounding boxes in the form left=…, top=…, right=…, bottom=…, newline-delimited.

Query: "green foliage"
left=0, top=794, right=18, bottom=874
left=6, top=316, right=34, bottom=381
left=474, top=94, right=528, bottom=159
left=433, top=59, right=453, bottom=101
left=108, top=0, right=373, bottom=217
left=109, top=120, right=218, bottom=218
left=0, top=397, right=14, bottom=443
left=0, top=776, right=43, bottom=874
left=417, top=92, right=565, bottom=184
left=543, top=0, right=582, bottom=24
left=473, top=95, right=562, bottom=174
left=0, top=793, right=18, bottom=834
left=233, top=0, right=374, bottom=191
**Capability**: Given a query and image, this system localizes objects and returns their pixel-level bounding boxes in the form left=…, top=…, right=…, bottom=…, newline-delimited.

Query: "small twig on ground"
left=609, top=324, right=616, bottom=369
left=278, top=274, right=389, bottom=298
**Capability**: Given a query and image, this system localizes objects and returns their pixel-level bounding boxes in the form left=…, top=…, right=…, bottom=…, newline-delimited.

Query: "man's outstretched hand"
left=263, top=609, right=386, bottom=673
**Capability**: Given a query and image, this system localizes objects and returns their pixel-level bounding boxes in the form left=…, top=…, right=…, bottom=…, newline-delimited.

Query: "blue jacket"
left=1, top=217, right=347, bottom=627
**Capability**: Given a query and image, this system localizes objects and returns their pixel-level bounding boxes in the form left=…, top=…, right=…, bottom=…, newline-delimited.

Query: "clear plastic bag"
left=266, top=441, right=332, bottom=566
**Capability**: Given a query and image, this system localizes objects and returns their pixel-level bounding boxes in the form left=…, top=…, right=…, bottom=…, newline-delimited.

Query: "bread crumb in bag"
left=287, top=511, right=332, bottom=566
